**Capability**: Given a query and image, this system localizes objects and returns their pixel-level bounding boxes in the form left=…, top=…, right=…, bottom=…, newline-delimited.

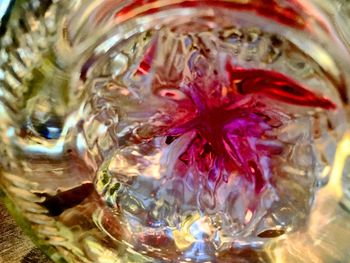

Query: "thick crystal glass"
left=1, top=0, right=350, bottom=262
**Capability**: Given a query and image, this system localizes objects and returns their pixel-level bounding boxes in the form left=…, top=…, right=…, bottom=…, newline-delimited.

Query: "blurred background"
left=0, top=201, right=49, bottom=263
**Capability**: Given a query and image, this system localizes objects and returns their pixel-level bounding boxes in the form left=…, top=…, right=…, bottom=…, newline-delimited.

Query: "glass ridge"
left=1, top=1, right=350, bottom=262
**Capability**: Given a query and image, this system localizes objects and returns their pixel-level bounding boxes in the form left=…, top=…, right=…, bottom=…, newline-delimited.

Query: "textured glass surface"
left=1, top=0, right=350, bottom=262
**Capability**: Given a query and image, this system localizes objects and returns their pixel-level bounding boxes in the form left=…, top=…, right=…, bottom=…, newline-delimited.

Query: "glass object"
left=1, top=0, right=350, bottom=262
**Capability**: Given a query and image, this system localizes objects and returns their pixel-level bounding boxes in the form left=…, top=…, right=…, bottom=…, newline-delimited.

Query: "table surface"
left=0, top=201, right=50, bottom=263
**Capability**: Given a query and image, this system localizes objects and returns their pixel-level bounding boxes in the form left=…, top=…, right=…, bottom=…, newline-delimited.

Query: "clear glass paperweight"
left=1, top=0, right=350, bottom=262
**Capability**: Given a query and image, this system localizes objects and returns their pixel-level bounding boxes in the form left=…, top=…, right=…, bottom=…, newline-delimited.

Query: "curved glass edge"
left=1, top=1, right=350, bottom=263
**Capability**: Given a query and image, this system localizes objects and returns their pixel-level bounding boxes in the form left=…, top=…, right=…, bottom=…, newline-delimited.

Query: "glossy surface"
left=1, top=1, right=350, bottom=262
